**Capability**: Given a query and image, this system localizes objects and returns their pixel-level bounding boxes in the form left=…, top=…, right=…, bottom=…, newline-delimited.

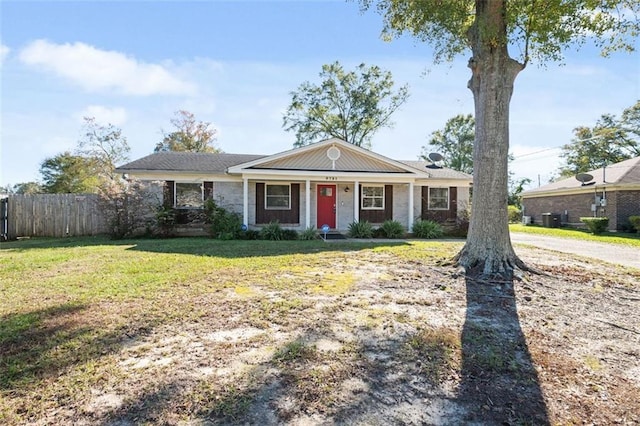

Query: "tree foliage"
left=0, top=182, right=43, bottom=194
left=559, top=101, right=640, bottom=177
left=40, top=152, right=100, bottom=194
left=361, top=0, right=639, bottom=277
left=422, top=114, right=475, bottom=174
left=77, top=117, right=131, bottom=179
left=97, top=178, right=156, bottom=239
left=155, top=110, right=221, bottom=153
left=283, top=61, right=409, bottom=148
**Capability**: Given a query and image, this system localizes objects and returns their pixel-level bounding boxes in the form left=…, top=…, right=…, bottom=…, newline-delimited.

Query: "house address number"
left=325, top=177, right=337, bottom=181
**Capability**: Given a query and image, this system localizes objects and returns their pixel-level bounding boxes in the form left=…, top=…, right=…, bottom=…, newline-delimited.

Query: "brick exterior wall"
left=523, top=189, right=640, bottom=231
left=617, top=190, right=640, bottom=230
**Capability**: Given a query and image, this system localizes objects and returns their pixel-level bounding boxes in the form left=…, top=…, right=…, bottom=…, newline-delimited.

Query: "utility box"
left=542, top=212, right=561, bottom=228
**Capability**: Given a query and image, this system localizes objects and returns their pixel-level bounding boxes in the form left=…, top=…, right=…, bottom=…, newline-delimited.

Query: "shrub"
left=348, top=220, right=373, bottom=238
left=97, top=178, right=154, bottom=239
left=412, top=219, right=444, bottom=239
left=282, top=229, right=299, bottom=240
left=299, top=227, right=319, bottom=240
left=629, top=215, right=640, bottom=233
left=154, top=205, right=176, bottom=238
left=206, top=199, right=242, bottom=239
left=239, top=229, right=260, bottom=240
left=380, top=220, right=405, bottom=238
left=372, top=227, right=386, bottom=238
left=580, top=217, right=609, bottom=235
left=260, top=221, right=284, bottom=240
left=507, top=205, right=522, bottom=223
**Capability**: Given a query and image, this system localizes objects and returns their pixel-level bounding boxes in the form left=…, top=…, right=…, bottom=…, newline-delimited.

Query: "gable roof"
left=115, top=138, right=472, bottom=183
left=228, top=138, right=432, bottom=176
left=400, top=161, right=473, bottom=180
left=116, top=152, right=266, bottom=174
left=523, top=156, right=640, bottom=196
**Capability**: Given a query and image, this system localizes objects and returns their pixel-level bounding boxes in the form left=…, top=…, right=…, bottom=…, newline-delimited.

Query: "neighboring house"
left=521, top=156, right=640, bottom=231
left=115, top=138, right=472, bottom=232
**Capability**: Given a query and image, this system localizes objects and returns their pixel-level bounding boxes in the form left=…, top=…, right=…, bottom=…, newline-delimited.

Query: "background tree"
left=77, top=117, right=131, bottom=179
left=508, top=177, right=532, bottom=209
left=155, top=110, right=221, bottom=153
left=11, top=182, right=44, bottom=194
left=421, top=114, right=475, bottom=174
left=559, top=101, right=640, bottom=177
left=40, top=152, right=100, bottom=194
left=362, top=0, right=639, bottom=277
left=283, top=61, right=409, bottom=148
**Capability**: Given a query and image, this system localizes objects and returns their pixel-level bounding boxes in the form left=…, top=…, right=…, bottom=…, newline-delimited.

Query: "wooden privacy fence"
left=4, top=194, right=108, bottom=240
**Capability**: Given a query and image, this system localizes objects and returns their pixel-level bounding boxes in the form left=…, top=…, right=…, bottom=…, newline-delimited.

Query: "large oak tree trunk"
left=454, top=0, right=527, bottom=278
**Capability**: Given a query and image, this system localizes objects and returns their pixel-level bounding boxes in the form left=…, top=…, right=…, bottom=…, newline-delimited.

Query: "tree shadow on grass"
left=0, top=303, right=154, bottom=392
left=457, top=275, right=550, bottom=424
left=1, top=235, right=409, bottom=259
left=98, top=324, right=464, bottom=425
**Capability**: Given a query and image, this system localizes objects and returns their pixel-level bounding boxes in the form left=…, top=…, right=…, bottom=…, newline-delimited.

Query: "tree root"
left=453, top=246, right=547, bottom=281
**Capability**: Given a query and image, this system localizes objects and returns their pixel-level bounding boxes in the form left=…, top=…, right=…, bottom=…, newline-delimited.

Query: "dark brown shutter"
left=163, top=181, right=175, bottom=208
left=204, top=181, right=214, bottom=200
left=256, top=182, right=265, bottom=223
left=449, top=186, right=457, bottom=220
left=384, top=185, right=393, bottom=221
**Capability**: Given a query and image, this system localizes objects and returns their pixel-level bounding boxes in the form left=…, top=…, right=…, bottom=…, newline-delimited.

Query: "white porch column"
left=353, top=181, right=359, bottom=223
left=408, top=182, right=414, bottom=230
left=242, top=177, right=249, bottom=227
left=305, top=179, right=311, bottom=229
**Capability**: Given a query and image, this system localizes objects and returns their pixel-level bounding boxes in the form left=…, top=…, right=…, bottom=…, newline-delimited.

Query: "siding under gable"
left=251, top=145, right=408, bottom=173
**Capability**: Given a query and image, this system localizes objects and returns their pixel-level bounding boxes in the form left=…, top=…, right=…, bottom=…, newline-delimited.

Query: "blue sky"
left=1, top=1, right=639, bottom=189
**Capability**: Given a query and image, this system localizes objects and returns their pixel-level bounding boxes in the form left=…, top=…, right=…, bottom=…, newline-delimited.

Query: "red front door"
left=317, top=184, right=336, bottom=229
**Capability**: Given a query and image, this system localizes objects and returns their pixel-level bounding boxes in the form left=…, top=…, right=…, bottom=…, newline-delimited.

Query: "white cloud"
left=0, top=44, right=9, bottom=65
left=19, top=39, right=195, bottom=96
left=76, top=105, right=128, bottom=126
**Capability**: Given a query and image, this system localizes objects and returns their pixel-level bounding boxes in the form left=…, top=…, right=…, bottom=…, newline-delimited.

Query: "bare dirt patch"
left=2, top=244, right=639, bottom=425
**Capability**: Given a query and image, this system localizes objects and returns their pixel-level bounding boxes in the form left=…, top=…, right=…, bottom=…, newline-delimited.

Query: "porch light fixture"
left=344, top=186, right=350, bottom=193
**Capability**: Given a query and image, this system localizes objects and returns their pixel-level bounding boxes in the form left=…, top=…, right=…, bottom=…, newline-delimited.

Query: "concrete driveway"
left=510, top=232, right=640, bottom=269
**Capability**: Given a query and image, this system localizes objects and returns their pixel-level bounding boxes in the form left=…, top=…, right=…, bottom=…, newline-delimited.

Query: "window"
left=175, top=183, right=203, bottom=208
left=428, top=187, right=449, bottom=210
left=265, top=184, right=291, bottom=209
left=361, top=185, right=384, bottom=210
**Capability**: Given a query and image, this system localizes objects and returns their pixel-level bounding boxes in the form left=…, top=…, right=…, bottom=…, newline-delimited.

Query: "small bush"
left=348, top=220, right=373, bottom=238
left=381, top=220, right=405, bottom=238
left=239, top=229, right=260, bottom=240
left=260, top=221, right=284, bottom=240
left=206, top=200, right=242, bottom=239
left=507, top=205, right=522, bottom=223
left=580, top=217, right=609, bottom=235
left=155, top=206, right=176, bottom=238
left=282, top=229, right=299, bottom=240
left=412, top=219, right=444, bottom=239
left=629, top=215, right=640, bottom=233
left=372, top=227, right=386, bottom=238
left=299, top=227, right=319, bottom=240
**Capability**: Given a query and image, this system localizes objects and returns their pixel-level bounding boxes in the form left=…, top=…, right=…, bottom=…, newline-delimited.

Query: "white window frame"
left=265, top=183, right=291, bottom=210
left=361, top=185, right=385, bottom=210
left=428, top=187, right=449, bottom=210
left=174, top=182, right=204, bottom=208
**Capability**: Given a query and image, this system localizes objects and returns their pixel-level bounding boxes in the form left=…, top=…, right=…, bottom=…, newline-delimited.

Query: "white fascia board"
left=236, top=169, right=418, bottom=183
left=414, top=178, right=473, bottom=186
left=522, top=183, right=640, bottom=198
left=120, top=170, right=239, bottom=182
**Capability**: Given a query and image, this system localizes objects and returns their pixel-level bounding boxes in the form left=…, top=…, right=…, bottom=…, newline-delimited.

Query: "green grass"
left=510, top=223, right=640, bottom=247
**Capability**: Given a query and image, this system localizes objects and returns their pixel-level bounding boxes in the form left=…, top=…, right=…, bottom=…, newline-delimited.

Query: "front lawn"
left=1, top=237, right=638, bottom=424
left=510, top=223, right=640, bottom=247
